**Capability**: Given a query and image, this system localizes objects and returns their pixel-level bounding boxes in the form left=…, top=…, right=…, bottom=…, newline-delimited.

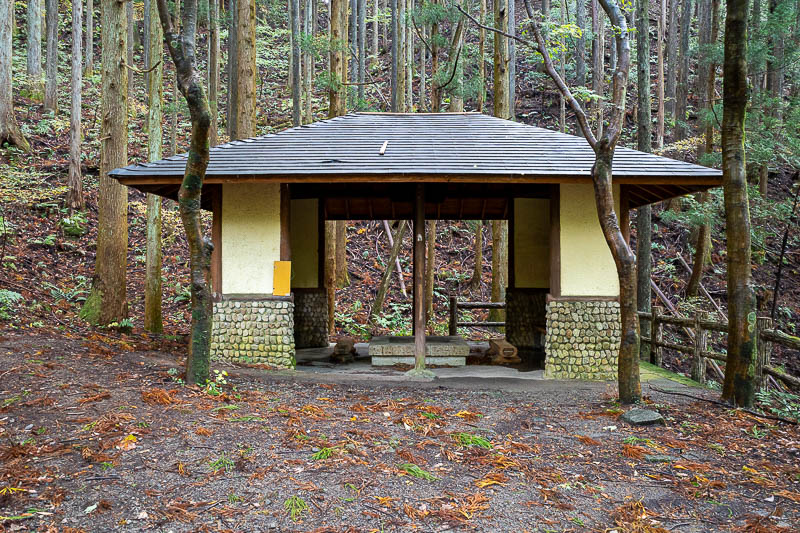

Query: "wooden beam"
left=508, top=198, right=516, bottom=289
left=317, top=199, right=325, bottom=288
left=210, top=185, right=223, bottom=295
left=620, top=187, right=631, bottom=245
left=117, top=173, right=723, bottom=186
left=413, top=183, right=427, bottom=372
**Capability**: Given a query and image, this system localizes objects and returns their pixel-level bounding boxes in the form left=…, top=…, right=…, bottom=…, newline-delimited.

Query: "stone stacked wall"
left=544, top=299, right=620, bottom=380
left=211, top=297, right=295, bottom=369
left=506, top=289, right=548, bottom=351
left=293, top=289, right=329, bottom=349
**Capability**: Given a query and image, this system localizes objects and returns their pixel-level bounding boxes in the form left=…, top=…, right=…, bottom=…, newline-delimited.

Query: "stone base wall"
left=211, top=297, right=295, bottom=368
left=506, top=288, right=548, bottom=351
left=293, top=289, right=329, bottom=349
left=544, top=299, right=620, bottom=380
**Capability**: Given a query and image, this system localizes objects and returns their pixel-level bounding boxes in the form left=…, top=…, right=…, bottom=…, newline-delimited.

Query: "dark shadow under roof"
left=110, top=113, right=721, bottom=210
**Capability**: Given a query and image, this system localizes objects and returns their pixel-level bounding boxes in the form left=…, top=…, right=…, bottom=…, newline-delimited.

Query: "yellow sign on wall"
left=273, top=261, right=291, bottom=296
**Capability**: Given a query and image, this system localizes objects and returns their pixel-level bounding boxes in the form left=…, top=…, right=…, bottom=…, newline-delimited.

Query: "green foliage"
left=311, top=447, right=335, bottom=460
left=398, top=462, right=437, bottom=481
left=0, top=290, right=23, bottom=320
left=452, top=432, right=493, bottom=449
left=755, top=390, right=800, bottom=422
left=209, top=452, right=234, bottom=473
left=284, top=495, right=308, bottom=521
left=204, top=370, right=229, bottom=396
left=60, top=212, right=88, bottom=237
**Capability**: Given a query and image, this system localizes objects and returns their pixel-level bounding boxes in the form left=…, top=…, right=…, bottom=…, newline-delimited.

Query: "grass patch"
left=284, top=495, right=308, bottom=521
left=453, top=432, right=493, bottom=449
left=398, top=463, right=437, bottom=481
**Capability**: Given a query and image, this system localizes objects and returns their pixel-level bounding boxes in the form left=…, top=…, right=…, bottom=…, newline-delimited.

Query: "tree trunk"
left=126, top=0, right=134, bottom=98
left=208, top=0, right=220, bottom=145
left=508, top=0, right=515, bottom=118
left=425, top=221, right=436, bottom=321
left=369, top=221, right=408, bottom=322
left=0, top=0, right=30, bottom=151
left=390, top=0, right=398, bottom=110
left=359, top=0, right=367, bottom=106
left=665, top=0, right=679, bottom=122
left=234, top=0, right=256, bottom=138
left=44, top=0, right=58, bottom=113
left=329, top=0, right=347, bottom=116
left=303, top=0, right=313, bottom=123
left=477, top=0, right=486, bottom=112
left=372, top=0, right=379, bottom=66
left=767, top=0, right=784, bottom=128
left=84, top=0, right=93, bottom=75
left=469, top=221, right=483, bottom=289
left=170, top=2, right=180, bottom=155
left=66, top=0, right=83, bottom=208
left=524, top=0, right=640, bottom=403
left=493, top=0, right=509, bottom=119
left=27, top=0, right=43, bottom=95
left=656, top=0, right=665, bottom=148
left=674, top=0, right=693, bottom=140
left=430, top=5, right=441, bottom=111
left=227, top=0, right=238, bottom=136
left=67, top=0, right=83, bottom=211
left=636, top=0, right=652, bottom=153
left=405, top=0, right=413, bottom=110
left=80, top=0, right=129, bottom=325
left=291, top=0, right=301, bottom=125
left=396, top=0, right=406, bottom=111
left=559, top=0, right=566, bottom=131
left=145, top=0, right=164, bottom=333
left=686, top=193, right=711, bottom=297
left=489, top=220, right=507, bottom=323
left=720, top=0, right=756, bottom=407
left=449, top=5, right=465, bottom=112
left=591, top=0, right=603, bottom=137
left=156, top=0, right=214, bottom=385
left=576, top=0, right=586, bottom=87
left=335, top=220, right=349, bottom=287
left=636, top=0, right=652, bottom=361
left=419, top=24, right=427, bottom=110
left=325, top=221, right=337, bottom=332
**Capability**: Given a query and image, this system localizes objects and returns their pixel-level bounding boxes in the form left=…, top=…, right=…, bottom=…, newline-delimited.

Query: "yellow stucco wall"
left=559, top=183, right=621, bottom=296
left=514, top=198, right=550, bottom=288
left=221, top=183, right=281, bottom=294
left=290, top=199, right=318, bottom=288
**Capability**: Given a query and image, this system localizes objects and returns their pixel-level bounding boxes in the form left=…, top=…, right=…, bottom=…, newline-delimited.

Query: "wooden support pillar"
left=413, top=183, right=427, bottom=372
left=620, top=187, right=631, bottom=245
left=211, top=185, right=222, bottom=295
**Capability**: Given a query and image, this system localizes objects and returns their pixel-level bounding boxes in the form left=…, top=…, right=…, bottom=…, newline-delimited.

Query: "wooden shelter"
left=111, top=113, right=722, bottom=379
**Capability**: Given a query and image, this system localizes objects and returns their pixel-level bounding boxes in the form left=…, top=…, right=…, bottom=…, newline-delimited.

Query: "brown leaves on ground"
left=141, top=388, right=180, bottom=405
left=611, top=500, right=670, bottom=533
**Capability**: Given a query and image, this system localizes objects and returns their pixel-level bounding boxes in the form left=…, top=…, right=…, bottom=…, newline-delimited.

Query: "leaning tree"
left=155, top=0, right=213, bottom=385
left=459, top=0, right=641, bottom=403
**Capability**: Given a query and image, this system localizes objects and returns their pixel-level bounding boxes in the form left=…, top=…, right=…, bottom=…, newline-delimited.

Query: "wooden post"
left=652, top=306, right=663, bottom=367
left=449, top=295, right=457, bottom=336
left=691, top=311, right=707, bottom=384
left=412, top=183, right=428, bottom=373
left=755, top=316, right=773, bottom=391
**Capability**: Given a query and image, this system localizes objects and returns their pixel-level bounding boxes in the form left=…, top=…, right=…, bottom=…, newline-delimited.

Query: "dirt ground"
left=1, top=331, right=799, bottom=532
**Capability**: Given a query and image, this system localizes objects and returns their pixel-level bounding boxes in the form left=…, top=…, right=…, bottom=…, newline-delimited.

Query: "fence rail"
left=448, top=297, right=505, bottom=336
left=638, top=308, right=800, bottom=390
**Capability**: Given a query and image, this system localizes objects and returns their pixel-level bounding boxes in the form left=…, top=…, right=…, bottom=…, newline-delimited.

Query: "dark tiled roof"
left=109, top=113, right=722, bottom=182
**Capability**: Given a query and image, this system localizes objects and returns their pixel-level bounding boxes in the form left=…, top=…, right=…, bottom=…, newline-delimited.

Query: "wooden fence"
left=639, top=307, right=800, bottom=390
left=448, top=297, right=505, bottom=336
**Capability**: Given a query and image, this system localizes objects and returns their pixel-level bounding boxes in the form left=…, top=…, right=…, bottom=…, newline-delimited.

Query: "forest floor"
left=1, top=330, right=800, bottom=532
